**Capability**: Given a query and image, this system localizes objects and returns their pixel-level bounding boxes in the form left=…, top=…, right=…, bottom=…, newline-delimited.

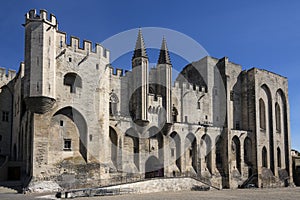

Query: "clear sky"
left=0, top=0, right=299, bottom=150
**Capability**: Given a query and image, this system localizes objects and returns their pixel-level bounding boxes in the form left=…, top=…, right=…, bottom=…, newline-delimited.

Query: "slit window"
left=2, top=111, right=9, bottom=122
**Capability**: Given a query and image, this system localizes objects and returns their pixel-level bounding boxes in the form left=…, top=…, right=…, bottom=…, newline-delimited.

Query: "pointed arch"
left=276, top=89, right=289, bottom=174
left=185, top=133, right=197, bottom=172
left=109, top=126, right=118, bottom=168
left=170, top=132, right=181, bottom=171
left=277, top=147, right=282, bottom=168
left=145, top=156, right=164, bottom=178
left=232, top=136, right=241, bottom=173
left=53, top=106, right=87, bottom=161
left=261, top=84, right=274, bottom=174
left=259, top=98, right=266, bottom=130
left=262, top=146, right=268, bottom=168
left=124, top=128, right=139, bottom=170
left=201, top=134, right=212, bottom=173
left=275, top=103, right=281, bottom=132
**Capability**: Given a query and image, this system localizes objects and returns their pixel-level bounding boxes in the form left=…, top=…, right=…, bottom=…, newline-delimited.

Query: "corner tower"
left=23, top=9, right=57, bottom=113
left=157, top=37, right=172, bottom=123
left=131, top=29, right=149, bottom=124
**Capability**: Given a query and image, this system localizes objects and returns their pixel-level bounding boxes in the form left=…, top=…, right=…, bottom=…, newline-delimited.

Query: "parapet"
left=25, top=9, right=57, bottom=27
left=109, top=66, right=124, bottom=77
left=57, top=32, right=110, bottom=59
left=173, top=81, right=207, bottom=93
left=0, top=67, right=16, bottom=83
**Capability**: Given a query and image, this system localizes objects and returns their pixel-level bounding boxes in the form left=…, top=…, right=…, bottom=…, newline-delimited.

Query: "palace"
left=0, top=9, right=293, bottom=190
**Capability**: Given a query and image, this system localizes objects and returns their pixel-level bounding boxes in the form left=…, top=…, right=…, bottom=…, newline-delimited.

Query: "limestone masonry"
left=0, top=9, right=294, bottom=190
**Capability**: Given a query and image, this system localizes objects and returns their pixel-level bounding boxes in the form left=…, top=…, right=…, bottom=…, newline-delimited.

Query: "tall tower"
left=23, top=9, right=57, bottom=113
left=157, top=37, right=172, bottom=123
left=131, top=30, right=149, bottom=125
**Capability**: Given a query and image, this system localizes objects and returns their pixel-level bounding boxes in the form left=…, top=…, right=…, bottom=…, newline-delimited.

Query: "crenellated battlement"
left=0, top=67, right=16, bottom=83
left=25, top=9, right=57, bottom=27
left=109, top=66, right=125, bottom=77
left=172, top=81, right=207, bottom=93
left=57, top=32, right=110, bottom=59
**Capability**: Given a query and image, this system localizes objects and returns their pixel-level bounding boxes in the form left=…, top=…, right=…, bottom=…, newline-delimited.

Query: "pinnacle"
left=132, top=29, right=148, bottom=60
left=158, top=37, right=171, bottom=65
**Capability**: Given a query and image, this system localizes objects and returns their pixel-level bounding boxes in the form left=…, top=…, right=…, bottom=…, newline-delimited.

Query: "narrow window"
left=96, top=64, right=99, bottom=70
left=171, top=148, right=175, bottom=157
left=69, top=57, right=72, bottom=62
left=64, top=139, right=72, bottom=150
left=2, top=111, right=9, bottom=122
left=60, top=120, right=64, bottom=127
left=185, top=116, right=188, bottom=123
left=197, top=101, right=201, bottom=109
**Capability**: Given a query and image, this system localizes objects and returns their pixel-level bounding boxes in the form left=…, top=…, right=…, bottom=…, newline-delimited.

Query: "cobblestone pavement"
left=1, top=187, right=300, bottom=200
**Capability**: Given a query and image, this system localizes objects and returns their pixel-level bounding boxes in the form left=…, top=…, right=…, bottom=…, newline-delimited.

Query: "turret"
left=157, top=37, right=172, bottom=123
left=130, top=29, right=149, bottom=125
left=23, top=9, right=57, bottom=113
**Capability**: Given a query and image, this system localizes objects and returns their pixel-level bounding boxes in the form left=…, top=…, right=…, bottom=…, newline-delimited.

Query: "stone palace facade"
left=0, top=9, right=293, bottom=190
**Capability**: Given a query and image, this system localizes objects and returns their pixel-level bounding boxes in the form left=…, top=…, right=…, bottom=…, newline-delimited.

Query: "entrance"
left=145, top=156, right=164, bottom=178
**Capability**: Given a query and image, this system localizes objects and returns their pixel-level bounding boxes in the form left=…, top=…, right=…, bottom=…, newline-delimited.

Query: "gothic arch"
left=170, top=132, right=181, bottom=171
left=185, top=133, right=197, bottom=172
left=275, top=103, right=281, bottom=132
left=109, top=126, right=118, bottom=168
left=232, top=136, right=241, bottom=173
left=276, top=89, right=289, bottom=174
left=277, top=147, right=282, bottom=168
left=201, top=134, right=212, bottom=173
left=124, top=128, right=139, bottom=170
left=259, top=98, right=266, bottom=130
left=53, top=106, right=87, bottom=161
left=109, top=91, right=119, bottom=116
left=261, top=84, right=274, bottom=174
left=262, top=146, right=268, bottom=168
left=145, top=155, right=164, bottom=178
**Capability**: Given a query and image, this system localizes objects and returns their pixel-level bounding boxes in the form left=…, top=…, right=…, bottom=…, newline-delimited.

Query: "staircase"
left=240, top=174, right=258, bottom=188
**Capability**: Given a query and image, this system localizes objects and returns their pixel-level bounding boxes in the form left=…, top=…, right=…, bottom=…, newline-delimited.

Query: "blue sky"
left=0, top=0, right=299, bottom=150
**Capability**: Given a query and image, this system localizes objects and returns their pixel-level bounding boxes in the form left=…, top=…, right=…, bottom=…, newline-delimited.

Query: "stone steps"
left=58, top=177, right=212, bottom=198
left=0, top=186, right=18, bottom=194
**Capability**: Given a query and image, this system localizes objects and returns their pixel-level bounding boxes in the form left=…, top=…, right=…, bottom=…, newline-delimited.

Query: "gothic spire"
left=132, top=29, right=148, bottom=60
left=158, top=37, right=171, bottom=65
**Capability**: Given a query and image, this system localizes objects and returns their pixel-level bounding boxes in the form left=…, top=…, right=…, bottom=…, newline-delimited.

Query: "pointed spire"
left=158, top=37, right=171, bottom=65
left=132, top=29, right=148, bottom=60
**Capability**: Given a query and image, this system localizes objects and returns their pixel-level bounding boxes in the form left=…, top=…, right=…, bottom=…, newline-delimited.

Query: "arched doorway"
left=145, top=156, right=164, bottom=178
left=200, top=134, right=211, bottom=173
left=170, top=132, right=181, bottom=172
left=109, top=127, right=118, bottom=168
left=232, top=136, right=241, bottom=173
left=185, top=133, right=197, bottom=172
left=52, top=106, right=88, bottom=161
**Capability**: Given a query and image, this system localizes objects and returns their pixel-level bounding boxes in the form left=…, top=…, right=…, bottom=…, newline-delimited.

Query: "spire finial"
left=158, top=37, right=171, bottom=65
left=132, top=28, right=148, bottom=60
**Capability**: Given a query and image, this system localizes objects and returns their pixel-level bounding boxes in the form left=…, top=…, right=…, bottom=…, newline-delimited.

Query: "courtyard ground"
left=1, top=187, right=300, bottom=200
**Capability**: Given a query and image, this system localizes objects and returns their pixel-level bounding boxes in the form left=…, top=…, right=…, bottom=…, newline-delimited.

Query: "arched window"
left=63, top=73, right=82, bottom=93
left=275, top=103, right=281, bottom=132
left=109, top=91, right=119, bottom=116
left=262, top=146, right=268, bottom=168
left=259, top=99, right=266, bottom=130
left=277, top=147, right=281, bottom=168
